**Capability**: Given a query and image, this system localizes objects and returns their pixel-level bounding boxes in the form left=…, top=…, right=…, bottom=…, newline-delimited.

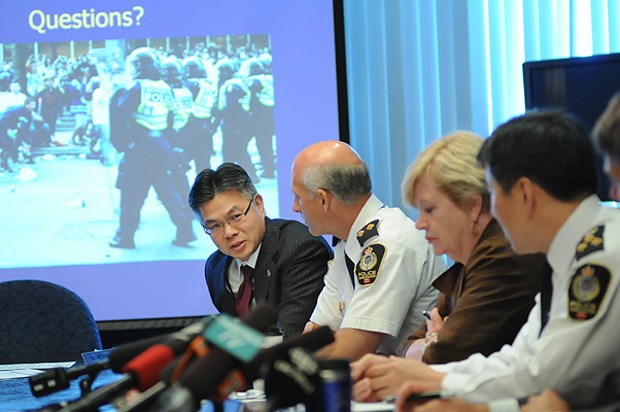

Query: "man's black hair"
left=477, top=110, right=597, bottom=201
left=188, top=162, right=257, bottom=214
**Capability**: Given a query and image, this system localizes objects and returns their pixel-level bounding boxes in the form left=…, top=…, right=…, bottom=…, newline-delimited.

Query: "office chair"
left=0, top=279, right=102, bottom=363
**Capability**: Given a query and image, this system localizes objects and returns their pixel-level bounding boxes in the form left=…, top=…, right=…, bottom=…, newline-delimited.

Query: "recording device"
left=264, top=347, right=321, bottom=411
left=30, top=317, right=214, bottom=398
left=54, top=317, right=219, bottom=412
left=243, top=325, right=334, bottom=384
left=149, top=303, right=278, bottom=411
left=30, top=360, right=110, bottom=398
left=121, top=319, right=211, bottom=392
left=211, top=325, right=336, bottom=401
left=422, top=310, right=432, bottom=320
left=120, top=325, right=335, bottom=412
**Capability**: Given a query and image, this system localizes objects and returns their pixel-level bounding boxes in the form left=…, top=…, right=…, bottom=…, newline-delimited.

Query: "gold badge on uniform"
left=355, top=243, right=386, bottom=286
left=575, top=225, right=605, bottom=260
left=356, top=219, right=380, bottom=246
left=568, top=263, right=611, bottom=320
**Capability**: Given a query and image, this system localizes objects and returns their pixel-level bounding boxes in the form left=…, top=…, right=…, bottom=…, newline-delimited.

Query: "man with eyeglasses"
left=188, top=162, right=332, bottom=336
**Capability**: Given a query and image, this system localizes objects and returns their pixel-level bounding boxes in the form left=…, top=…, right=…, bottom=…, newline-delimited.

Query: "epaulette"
left=575, top=225, right=605, bottom=260
left=356, top=219, right=379, bottom=246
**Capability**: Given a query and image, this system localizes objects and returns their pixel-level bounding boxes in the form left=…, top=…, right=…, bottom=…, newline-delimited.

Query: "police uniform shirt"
left=432, top=196, right=620, bottom=411
left=309, top=194, right=444, bottom=356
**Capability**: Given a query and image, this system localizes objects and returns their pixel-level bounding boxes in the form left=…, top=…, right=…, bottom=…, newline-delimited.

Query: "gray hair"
left=302, top=162, right=371, bottom=205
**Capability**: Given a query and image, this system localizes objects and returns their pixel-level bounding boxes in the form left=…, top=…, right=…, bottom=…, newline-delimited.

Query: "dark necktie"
left=539, top=263, right=553, bottom=336
left=236, top=265, right=254, bottom=316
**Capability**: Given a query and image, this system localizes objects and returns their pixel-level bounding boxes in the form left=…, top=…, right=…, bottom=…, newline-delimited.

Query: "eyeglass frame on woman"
left=203, top=196, right=255, bottom=236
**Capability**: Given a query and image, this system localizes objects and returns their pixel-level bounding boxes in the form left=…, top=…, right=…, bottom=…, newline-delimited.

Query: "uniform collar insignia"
left=356, top=219, right=380, bottom=246
left=575, top=225, right=605, bottom=260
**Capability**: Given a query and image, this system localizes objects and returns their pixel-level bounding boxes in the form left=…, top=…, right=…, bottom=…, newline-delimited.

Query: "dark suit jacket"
left=204, top=217, right=332, bottom=337
left=410, top=219, right=548, bottom=364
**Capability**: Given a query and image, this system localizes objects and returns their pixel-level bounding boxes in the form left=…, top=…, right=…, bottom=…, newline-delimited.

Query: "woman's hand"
left=425, top=307, right=445, bottom=337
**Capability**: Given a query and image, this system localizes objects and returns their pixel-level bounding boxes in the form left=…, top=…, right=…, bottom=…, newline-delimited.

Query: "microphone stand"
left=58, top=374, right=136, bottom=412
left=29, top=360, right=110, bottom=398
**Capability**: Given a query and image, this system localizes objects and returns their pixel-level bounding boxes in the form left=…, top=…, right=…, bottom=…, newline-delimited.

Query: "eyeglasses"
left=203, top=197, right=254, bottom=236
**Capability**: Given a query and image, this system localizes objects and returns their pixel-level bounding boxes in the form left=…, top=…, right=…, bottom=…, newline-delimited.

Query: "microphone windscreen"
left=178, top=303, right=277, bottom=401
left=109, top=336, right=163, bottom=372
left=123, top=344, right=175, bottom=392
left=264, top=347, right=321, bottom=409
left=275, top=326, right=334, bottom=354
left=238, top=302, right=279, bottom=335
left=243, top=326, right=334, bottom=382
left=109, top=316, right=214, bottom=373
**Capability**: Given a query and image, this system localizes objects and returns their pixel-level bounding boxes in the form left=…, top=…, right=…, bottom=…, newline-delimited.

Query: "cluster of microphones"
left=28, top=303, right=342, bottom=412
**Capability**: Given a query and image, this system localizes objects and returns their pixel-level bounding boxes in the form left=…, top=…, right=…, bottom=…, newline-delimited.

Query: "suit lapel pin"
left=267, top=269, right=271, bottom=277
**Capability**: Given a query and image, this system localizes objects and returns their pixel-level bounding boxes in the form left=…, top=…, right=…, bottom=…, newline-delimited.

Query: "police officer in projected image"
left=352, top=111, right=620, bottom=412
left=108, top=47, right=195, bottom=249
left=212, top=58, right=258, bottom=182
left=188, top=163, right=332, bottom=337
left=182, top=56, right=218, bottom=173
left=0, top=97, right=46, bottom=172
left=160, top=57, right=194, bottom=199
left=243, top=55, right=276, bottom=178
left=35, top=73, right=63, bottom=141
left=291, top=141, right=445, bottom=360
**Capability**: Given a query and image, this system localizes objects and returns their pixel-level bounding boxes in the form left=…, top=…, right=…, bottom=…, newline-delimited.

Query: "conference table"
left=0, top=362, right=122, bottom=411
left=0, top=362, right=395, bottom=411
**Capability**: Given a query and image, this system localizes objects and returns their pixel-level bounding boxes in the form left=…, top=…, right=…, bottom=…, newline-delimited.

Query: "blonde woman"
left=353, top=131, right=549, bottom=402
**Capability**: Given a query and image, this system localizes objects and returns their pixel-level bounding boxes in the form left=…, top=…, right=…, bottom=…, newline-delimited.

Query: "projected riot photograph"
left=0, top=34, right=277, bottom=268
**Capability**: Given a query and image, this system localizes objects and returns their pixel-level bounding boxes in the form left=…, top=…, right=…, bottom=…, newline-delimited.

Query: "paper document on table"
left=351, top=401, right=395, bottom=411
left=0, top=361, right=75, bottom=380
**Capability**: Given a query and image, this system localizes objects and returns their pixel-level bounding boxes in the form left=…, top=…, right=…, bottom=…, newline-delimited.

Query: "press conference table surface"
left=0, top=364, right=122, bottom=411
left=0, top=366, right=395, bottom=412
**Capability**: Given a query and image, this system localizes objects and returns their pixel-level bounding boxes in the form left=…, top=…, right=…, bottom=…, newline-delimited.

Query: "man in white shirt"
left=291, top=140, right=445, bottom=360
left=351, top=111, right=620, bottom=412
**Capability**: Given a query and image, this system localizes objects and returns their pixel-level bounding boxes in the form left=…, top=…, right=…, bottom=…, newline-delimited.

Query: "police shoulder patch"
left=575, top=225, right=605, bottom=260
left=355, top=243, right=386, bottom=286
left=568, top=263, right=611, bottom=320
left=356, top=219, right=380, bottom=246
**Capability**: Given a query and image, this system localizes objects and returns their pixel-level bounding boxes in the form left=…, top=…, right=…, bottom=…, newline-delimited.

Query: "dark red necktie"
left=236, top=265, right=254, bottom=316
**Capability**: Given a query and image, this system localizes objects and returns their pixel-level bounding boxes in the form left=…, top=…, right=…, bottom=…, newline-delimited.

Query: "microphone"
left=116, top=335, right=213, bottom=412
left=30, top=360, right=110, bottom=398
left=108, top=336, right=164, bottom=372
left=126, top=319, right=333, bottom=411
left=30, top=317, right=215, bottom=398
left=263, top=346, right=321, bottom=411
left=56, top=318, right=215, bottom=412
left=212, top=325, right=335, bottom=399
left=115, top=317, right=215, bottom=379
left=244, top=325, right=334, bottom=382
left=151, top=303, right=278, bottom=411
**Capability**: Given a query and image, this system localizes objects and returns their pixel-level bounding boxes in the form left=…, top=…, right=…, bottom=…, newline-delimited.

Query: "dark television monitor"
left=523, top=52, right=620, bottom=201
left=0, top=0, right=348, bottom=328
